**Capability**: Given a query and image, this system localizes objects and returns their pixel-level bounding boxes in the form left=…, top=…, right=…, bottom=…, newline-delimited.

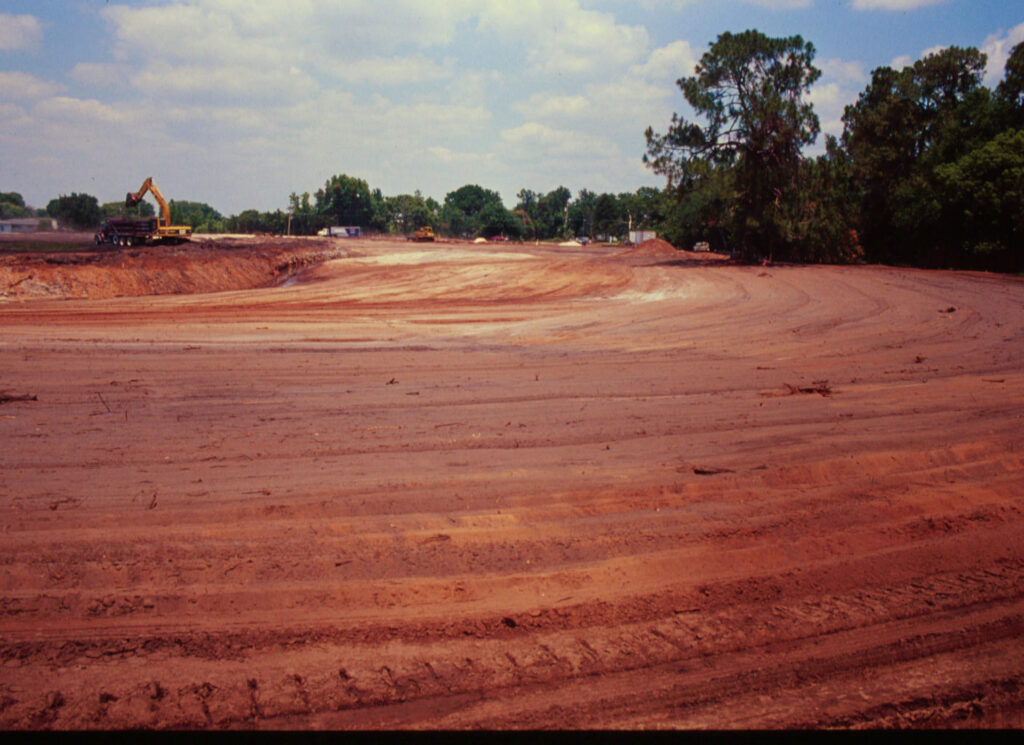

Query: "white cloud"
left=329, top=55, right=456, bottom=86
left=851, top=0, right=950, bottom=9
left=511, top=36, right=697, bottom=156
left=0, top=102, right=27, bottom=120
left=33, top=97, right=133, bottom=126
left=982, top=22, right=1024, bottom=87
left=744, top=0, right=813, bottom=8
left=808, top=82, right=847, bottom=139
left=8, top=0, right=677, bottom=211
left=69, top=63, right=128, bottom=88
left=515, top=93, right=592, bottom=121
left=0, top=71, right=63, bottom=99
left=501, top=121, right=617, bottom=157
left=496, top=121, right=640, bottom=197
left=809, top=57, right=871, bottom=143
left=0, top=13, right=42, bottom=51
left=920, top=44, right=948, bottom=59
left=427, top=146, right=496, bottom=167
left=477, top=0, right=650, bottom=76
left=817, top=58, right=868, bottom=85
left=888, top=45, right=952, bottom=71
left=102, top=4, right=246, bottom=64
left=444, top=69, right=506, bottom=109
left=629, top=40, right=699, bottom=82
left=626, top=0, right=803, bottom=6
left=131, top=61, right=319, bottom=102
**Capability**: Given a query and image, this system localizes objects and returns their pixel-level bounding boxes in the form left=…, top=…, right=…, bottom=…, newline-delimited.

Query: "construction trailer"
left=318, top=226, right=361, bottom=237
left=629, top=229, right=657, bottom=244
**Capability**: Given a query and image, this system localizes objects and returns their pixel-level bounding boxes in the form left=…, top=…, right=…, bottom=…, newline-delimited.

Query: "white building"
left=0, top=218, right=58, bottom=233
left=628, top=229, right=657, bottom=244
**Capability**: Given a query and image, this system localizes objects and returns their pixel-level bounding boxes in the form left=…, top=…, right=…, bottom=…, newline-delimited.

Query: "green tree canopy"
left=645, top=29, right=821, bottom=261
left=998, top=41, right=1024, bottom=124
left=841, top=46, right=993, bottom=265
left=0, top=191, right=31, bottom=219
left=513, top=186, right=572, bottom=240
left=46, top=193, right=102, bottom=229
left=315, top=174, right=385, bottom=231
left=170, top=200, right=225, bottom=232
left=441, top=184, right=516, bottom=238
left=384, top=192, right=438, bottom=235
left=227, top=209, right=287, bottom=234
left=935, top=127, right=1024, bottom=271
left=593, top=193, right=623, bottom=238
left=102, top=199, right=155, bottom=219
left=567, top=189, right=597, bottom=239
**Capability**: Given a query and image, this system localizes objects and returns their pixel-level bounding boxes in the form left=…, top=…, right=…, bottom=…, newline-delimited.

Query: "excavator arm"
left=126, top=176, right=171, bottom=228
left=121, top=176, right=191, bottom=243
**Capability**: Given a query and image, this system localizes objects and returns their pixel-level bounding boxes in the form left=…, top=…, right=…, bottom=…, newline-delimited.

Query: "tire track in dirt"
left=1, top=240, right=1023, bottom=728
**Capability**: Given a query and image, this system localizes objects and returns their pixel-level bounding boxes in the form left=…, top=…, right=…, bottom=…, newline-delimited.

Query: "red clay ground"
left=1, top=234, right=1022, bottom=729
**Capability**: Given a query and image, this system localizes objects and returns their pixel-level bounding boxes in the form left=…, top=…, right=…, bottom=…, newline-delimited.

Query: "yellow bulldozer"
left=408, top=225, right=436, bottom=242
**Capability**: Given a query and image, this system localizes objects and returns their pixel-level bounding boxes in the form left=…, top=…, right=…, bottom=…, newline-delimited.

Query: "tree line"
left=15, top=177, right=668, bottom=244
left=645, top=29, right=1024, bottom=272
left=8, top=29, right=1022, bottom=272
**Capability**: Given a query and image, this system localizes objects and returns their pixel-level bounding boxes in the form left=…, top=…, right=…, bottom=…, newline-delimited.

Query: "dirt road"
left=1, top=237, right=1022, bottom=729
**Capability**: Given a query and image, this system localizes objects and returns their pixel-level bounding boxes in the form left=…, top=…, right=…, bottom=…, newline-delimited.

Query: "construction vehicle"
left=318, top=226, right=361, bottom=238
left=94, top=177, right=192, bottom=246
left=408, top=225, right=436, bottom=242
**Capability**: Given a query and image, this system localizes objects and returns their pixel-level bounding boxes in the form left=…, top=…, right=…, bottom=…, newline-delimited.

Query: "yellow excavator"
left=95, top=177, right=193, bottom=247
left=123, top=177, right=192, bottom=243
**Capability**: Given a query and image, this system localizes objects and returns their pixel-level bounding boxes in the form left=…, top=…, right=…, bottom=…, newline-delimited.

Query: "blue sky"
left=1, top=0, right=1022, bottom=215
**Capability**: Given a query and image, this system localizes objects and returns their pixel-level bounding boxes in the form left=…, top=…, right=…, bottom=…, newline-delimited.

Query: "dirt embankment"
left=0, top=235, right=350, bottom=301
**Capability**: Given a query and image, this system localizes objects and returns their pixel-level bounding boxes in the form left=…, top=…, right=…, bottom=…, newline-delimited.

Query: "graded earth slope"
left=0, top=238, right=1022, bottom=729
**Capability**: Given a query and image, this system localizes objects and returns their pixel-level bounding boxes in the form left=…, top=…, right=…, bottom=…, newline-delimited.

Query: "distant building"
left=0, top=218, right=58, bottom=233
left=629, top=229, right=657, bottom=244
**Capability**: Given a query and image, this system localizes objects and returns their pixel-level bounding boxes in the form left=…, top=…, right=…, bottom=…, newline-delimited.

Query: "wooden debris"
left=693, top=466, right=735, bottom=475
left=760, top=381, right=834, bottom=398
left=0, top=391, right=37, bottom=404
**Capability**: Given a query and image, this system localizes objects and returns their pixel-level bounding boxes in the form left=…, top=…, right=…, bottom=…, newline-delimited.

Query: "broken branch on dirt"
left=761, top=381, right=834, bottom=398
left=692, top=466, right=735, bottom=476
left=0, top=391, right=37, bottom=404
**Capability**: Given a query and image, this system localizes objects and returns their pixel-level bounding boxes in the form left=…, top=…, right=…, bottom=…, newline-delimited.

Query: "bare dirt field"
left=1, top=234, right=1022, bottom=729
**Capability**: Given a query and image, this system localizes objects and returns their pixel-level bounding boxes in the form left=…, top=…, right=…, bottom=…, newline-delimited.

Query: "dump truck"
left=94, top=177, right=192, bottom=246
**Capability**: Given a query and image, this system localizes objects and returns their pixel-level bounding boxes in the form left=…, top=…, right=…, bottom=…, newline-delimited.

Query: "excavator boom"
left=113, top=176, right=191, bottom=244
left=126, top=176, right=172, bottom=228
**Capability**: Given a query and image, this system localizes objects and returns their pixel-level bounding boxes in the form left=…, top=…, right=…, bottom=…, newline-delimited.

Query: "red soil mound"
left=626, top=238, right=678, bottom=256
